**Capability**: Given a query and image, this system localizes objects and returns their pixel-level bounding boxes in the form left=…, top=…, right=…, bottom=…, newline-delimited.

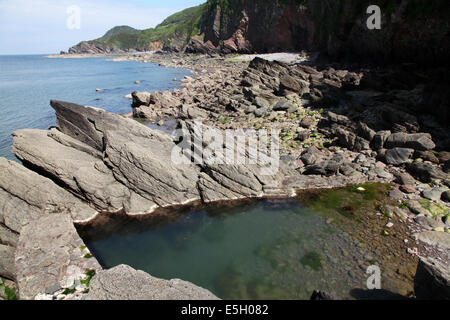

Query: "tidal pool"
left=78, top=184, right=415, bottom=300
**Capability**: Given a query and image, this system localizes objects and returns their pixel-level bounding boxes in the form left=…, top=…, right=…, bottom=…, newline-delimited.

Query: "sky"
left=0, top=0, right=205, bottom=54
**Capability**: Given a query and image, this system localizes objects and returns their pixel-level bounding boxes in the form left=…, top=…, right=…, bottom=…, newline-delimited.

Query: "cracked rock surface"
left=84, top=264, right=218, bottom=300
left=14, top=214, right=102, bottom=300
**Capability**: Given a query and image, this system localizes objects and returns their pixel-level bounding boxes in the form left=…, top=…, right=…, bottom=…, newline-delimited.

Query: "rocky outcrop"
left=0, top=158, right=97, bottom=232
left=7, top=101, right=284, bottom=210
left=413, top=231, right=450, bottom=250
left=131, top=91, right=182, bottom=119
left=0, top=244, right=15, bottom=280
left=84, top=264, right=218, bottom=300
left=5, top=96, right=395, bottom=219
left=195, top=0, right=450, bottom=66
left=67, top=1, right=450, bottom=70
left=12, top=129, right=157, bottom=215
left=414, top=257, right=450, bottom=300
left=14, top=214, right=102, bottom=300
left=385, top=133, right=436, bottom=151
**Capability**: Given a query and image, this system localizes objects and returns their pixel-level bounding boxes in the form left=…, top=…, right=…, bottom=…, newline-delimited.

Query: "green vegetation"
left=418, top=199, right=449, bottom=217
left=297, top=183, right=390, bottom=222
left=71, top=0, right=450, bottom=53
left=300, top=251, right=322, bottom=271
left=103, top=26, right=140, bottom=38
left=80, top=270, right=97, bottom=289
left=137, top=4, right=206, bottom=47
left=0, top=278, right=17, bottom=300
left=63, top=287, right=75, bottom=295
left=73, top=4, right=207, bottom=51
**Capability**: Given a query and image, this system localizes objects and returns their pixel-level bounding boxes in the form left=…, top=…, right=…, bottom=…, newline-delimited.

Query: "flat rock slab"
left=0, top=244, right=15, bottom=280
left=414, top=231, right=450, bottom=250
left=415, top=257, right=450, bottom=299
left=0, top=225, right=19, bottom=247
left=84, top=264, right=219, bottom=300
left=15, top=214, right=101, bottom=300
left=12, top=130, right=156, bottom=215
left=0, top=158, right=97, bottom=231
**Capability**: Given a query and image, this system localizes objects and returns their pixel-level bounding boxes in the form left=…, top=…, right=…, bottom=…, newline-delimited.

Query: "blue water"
left=0, top=55, right=191, bottom=160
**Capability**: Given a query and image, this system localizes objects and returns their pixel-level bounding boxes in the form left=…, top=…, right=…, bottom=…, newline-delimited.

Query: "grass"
left=80, top=270, right=97, bottom=289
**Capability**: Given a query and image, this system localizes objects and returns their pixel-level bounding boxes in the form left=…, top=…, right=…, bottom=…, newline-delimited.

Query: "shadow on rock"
left=350, top=288, right=411, bottom=300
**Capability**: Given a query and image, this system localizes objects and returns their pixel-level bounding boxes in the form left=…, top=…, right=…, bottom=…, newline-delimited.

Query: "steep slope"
left=194, top=0, right=450, bottom=65
left=67, top=0, right=450, bottom=65
left=68, top=4, right=207, bottom=54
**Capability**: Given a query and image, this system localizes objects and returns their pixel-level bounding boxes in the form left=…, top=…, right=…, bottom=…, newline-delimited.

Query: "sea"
left=0, top=55, right=191, bottom=160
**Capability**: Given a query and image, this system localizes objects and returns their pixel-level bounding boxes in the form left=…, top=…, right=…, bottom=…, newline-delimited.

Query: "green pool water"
left=79, top=195, right=385, bottom=300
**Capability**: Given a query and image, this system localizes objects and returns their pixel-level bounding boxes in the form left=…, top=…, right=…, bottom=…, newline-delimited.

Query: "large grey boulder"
left=371, top=130, right=391, bottom=150
left=0, top=244, right=15, bottom=280
left=385, top=133, right=436, bottom=151
left=279, top=74, right=309, bottom=94
left=183, top=120, right=291, bottom=201
left=12, top=130, right=156, bottom=215
left=301, top=146, right=323, bottom=165
left=50, top=100, right=172, bottom=151
left=357, top=122, right=376, bottom=142
left=384, top=148, right=414, bottom=165
left=406, top=162, right=448, bottom=183
left=334, top=127, right=357, bottom=150
left=326, top=112, right=352, bottom=127
left=84, top=264, right=219, bottom=300
left=49, top=100, right=201, bottom=207
left=0, top=158, right=97, bottom=232
left=254, top=96, right=270, bottom=109
left=413, top=231, right=450, bottom=250
left=304, top=160, right=341, bottom=177
left=15, top=214, right=102, bottom=300
left=414, top=257, right=450, bottom=300
left=103, top=129, right=200, bottom=207
left=394, top=172, right=417, bottom=186
left=131, top=91, right=151, bottom=108
left=272, top=99, right=293, bottom=111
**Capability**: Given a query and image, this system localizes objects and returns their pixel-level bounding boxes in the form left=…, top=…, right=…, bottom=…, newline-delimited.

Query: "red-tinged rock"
left=400, top=185, right=416, bottom=194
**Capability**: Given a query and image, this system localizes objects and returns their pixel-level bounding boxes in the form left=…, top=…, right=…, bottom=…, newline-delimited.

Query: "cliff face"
left=67, top=0, right=450, bottom=65
left=194, top=0, right=450, bottom=65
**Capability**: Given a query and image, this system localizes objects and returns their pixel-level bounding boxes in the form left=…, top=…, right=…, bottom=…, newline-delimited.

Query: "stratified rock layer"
left=0, top=158, right=97, bottom=232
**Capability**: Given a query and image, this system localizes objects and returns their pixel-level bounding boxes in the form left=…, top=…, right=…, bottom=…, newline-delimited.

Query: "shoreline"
left=1, top=51, right=449, bottom=301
